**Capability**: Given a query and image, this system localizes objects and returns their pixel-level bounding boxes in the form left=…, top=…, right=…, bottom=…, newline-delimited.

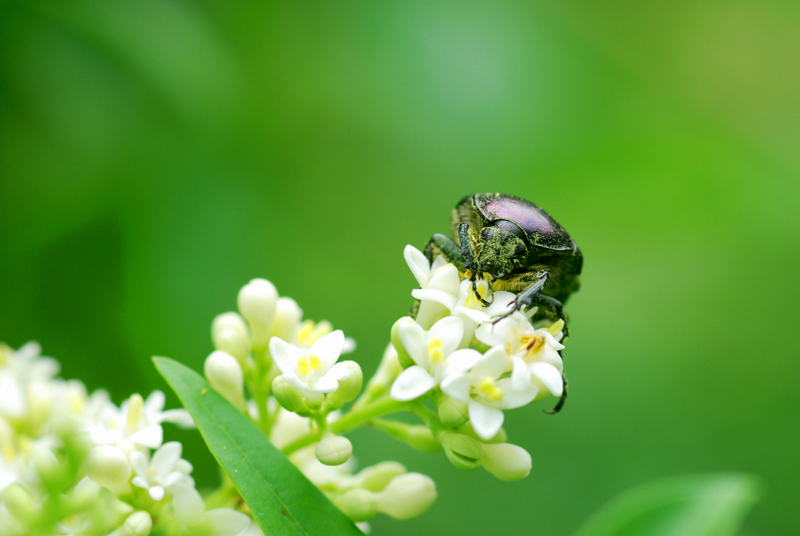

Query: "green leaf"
left=154, top=357, right=363, bottom=536
left=573, top=474, right=762, bottom=536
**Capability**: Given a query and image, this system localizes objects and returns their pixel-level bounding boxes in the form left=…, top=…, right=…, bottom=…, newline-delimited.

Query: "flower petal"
left=404, top=245, right=431, bottom=288
left=441, top=349, right=481, bottom=377
left=398, top=322, right=428, bottom=369
left=530, top=362, right=563, bottom=397
left=269, top=337, right=301, bottom=375
left=310, top=372, right=340, bottom=393
left=427, top=264, right=460, bottom=295
left=149, top=485, right=165, bottom=501
left=129, top=451, right=149, bottom=477
left=310, top=330, right=345, bottom=373
left=484, top=291, right=517, bottom=318
left=172, top=484, right=204, bottom=525
left=511, top=356, right=532, bottom=391
left=495, top=379, right=538, bottom=409
left=144, top=390, right=166, bottom=414
left=152, top=441, right=182, bottom=476
left=427, top=316, right=464, bottom=358
left=411, top=289, right=458, bottom=311
left=203, top=508, right=251, bottom=536
left=390, top=366, right=438, bottom=401
left=440, top=372, right=471, bottom=403
left=468, top=401, right=504, bottom=440
left=129, top=424, right=163, bottom=449
left=470, top=346, right=507, bottom=382
left=132, top=476, right=149, bottom=489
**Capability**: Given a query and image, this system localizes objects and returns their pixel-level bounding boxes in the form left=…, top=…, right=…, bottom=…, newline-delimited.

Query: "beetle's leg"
left=424, top=233, right=465, bottom=272
left=456, top=223, right=478, bottom=275
left=544, top=371, right=567, bottom=414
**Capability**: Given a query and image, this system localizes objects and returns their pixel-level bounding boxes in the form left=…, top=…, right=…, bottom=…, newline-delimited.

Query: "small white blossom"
left=172, top=483, right=249, bottom=536
left=404, top=246, right=460, bottom=329
left=390, top=317, right=473, bottom=401
left=476, top=312, right=564, bottom=397
left=269, top=330, right=350, bottom=404
left=440, top=346, right=539, bottom=440
left=131, top=441, right=192, bottom=501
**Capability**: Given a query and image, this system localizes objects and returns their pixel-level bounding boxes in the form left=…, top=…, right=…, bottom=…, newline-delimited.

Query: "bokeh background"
left=1, top=1, right=799, bottom=534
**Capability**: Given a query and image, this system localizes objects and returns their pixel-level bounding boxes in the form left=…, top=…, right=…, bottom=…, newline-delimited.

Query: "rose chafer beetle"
left=425, top=193, right=582, bottom=413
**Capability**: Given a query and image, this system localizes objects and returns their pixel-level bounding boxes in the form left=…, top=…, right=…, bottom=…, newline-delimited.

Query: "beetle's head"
left=476, top=220, right=528, bottom=280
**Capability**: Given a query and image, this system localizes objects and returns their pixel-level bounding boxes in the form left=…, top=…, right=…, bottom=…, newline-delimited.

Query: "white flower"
left=131, top=441, right=193, bottom=501
left=269, top=330, right=351, bottom=404
left=475, top=312, right=564, bottom=397
left=440, top=346, right=539, bottom=440
left=390, top=317, right=473, bottom=401
left=0, top=342, right=59, bottom=420
left=404, top=246, right=460, bottom=329
left=172, top=483, right=249, bottom=536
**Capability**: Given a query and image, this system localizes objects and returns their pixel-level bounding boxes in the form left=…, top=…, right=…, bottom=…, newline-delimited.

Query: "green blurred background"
left=1, top=1, right=798, bottom=534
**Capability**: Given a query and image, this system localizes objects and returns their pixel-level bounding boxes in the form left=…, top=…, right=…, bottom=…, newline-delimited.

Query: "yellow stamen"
left=298, top=320, right=333, bottom=346
left=548, top=319, right=565, bottom=337
left=0, top=343, right=10, bottom=366
left=2, top=443, right=14, bottom=463
left=476, top=376, right=504, bottom=401
left=297, top=320, right=315, bottom=345
left=465, top=283, right=487, bottom=308
left=428, top=338, right=444, bottom=367
left=127, top=394, right=143, bottom=429
left=519, top=334, right=545, bottom=357
left=297, top=356, right=310, bottom=376
left=309, top=355, right=322, bottom=371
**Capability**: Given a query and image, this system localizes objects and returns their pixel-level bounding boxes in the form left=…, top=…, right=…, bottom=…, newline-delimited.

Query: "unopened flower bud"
left=2, top=483, right=34, bottom=521
left=237, top=278, right=278, bottom=347
left=354, top=461, right=407, bottom=492
left=86, top=445, right=132, bottom=493
left=204, top=351, right=246, bottom=412
left=120, top=511, right=152, bottom=536
left=212, top=312, right=250, bottom=364
left=391, top=317, right=416, bottom=369
left=32, top=447, right=62, bottom=488
left=335, top=488, right=376, bottom=522
left=315, top=436, right=352, bottom=466
left=304, top=391, right=324, bottom=410
left=441, top=432, right=482, bottom=471
left=375, top=473, right=436, bottom=520
left=436, top=395, right=469, bottom=428
left=326, top=361, right=363, bottom=409
left=271, top=297, right=303, bottom=342
left=272, top=376, right=308, bottom=414
left=372, top=420, right=441, bottom=453
left=481, top=443, right=532, bottom=481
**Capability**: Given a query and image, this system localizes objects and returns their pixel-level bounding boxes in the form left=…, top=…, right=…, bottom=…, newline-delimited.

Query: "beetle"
left=424, top=193, right=582, bottom=413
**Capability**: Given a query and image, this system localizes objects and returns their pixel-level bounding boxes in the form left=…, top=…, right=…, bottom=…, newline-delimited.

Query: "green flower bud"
left=237, top=278, right=278, bottom=348
left=272, top=376, right=309, bottom=414
left=391, top=317, right=416, bottom=369
left=459, top=421, right=507, bottom=444
left=326, top=361, right=363, bottom=409
left=406, top=425, right=442, bottom=452
left=304, top=391, right=324, bottom=410
left=436, top=395, right=469, bottom=428
left=271, top=297, right=303, bottom=343
left=212, top=312, right=250, bottom=364
left=86, top=445, right=132, bottom=494
left=2, top=483, right=34, bottom=521
left=120, top=511, right=153, bottom=536
left=315, top=436, right=353, bottom=466
left=375, top=473, right=437, bottom=520
left=354, top=461, right=407, bottom=492
left=204, top=351, right=246, bottom=412
left=335, top=488, right=376, bottom=522
left=441, top=432, right=483, bottom=471
left=481, top=443, right=532, bottom=481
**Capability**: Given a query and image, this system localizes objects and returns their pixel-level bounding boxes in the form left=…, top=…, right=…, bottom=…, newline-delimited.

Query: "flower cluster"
left=0, top=342, right=250, bottom=536
left=202, top=279, right=438, bottom=532
left=387, top=245, right=567, bottom=477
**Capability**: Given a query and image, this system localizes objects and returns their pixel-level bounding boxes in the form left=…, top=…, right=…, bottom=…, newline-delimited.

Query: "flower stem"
left=280, top=432, right=321, bottom=456
left=331, top=397, right=408, bottom=434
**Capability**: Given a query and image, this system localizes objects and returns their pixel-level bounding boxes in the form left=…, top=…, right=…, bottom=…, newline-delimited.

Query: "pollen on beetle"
left=428, top=338, right=444, bottom=367
left=476, top=376, right=504, bottom=402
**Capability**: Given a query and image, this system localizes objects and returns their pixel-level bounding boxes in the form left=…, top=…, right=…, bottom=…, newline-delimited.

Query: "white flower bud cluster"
left=0, top=342, right=250, bottom=536
left=387, top=245, right=566, bottom=478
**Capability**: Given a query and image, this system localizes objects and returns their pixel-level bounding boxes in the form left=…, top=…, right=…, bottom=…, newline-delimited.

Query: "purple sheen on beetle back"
left=482, top=196, right=559, bottom=236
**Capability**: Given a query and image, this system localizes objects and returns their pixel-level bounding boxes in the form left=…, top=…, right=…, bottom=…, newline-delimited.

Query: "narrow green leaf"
left=573, top=474, right=762, bottom=536
left=154, top=357, right=363, bottom=536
